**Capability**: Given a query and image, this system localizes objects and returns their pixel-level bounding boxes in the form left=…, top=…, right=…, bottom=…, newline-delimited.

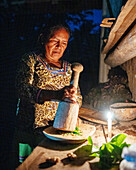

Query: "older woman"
left=16, top=24, right=82, bottom=131
left=14, top=23, right=82, bottom=165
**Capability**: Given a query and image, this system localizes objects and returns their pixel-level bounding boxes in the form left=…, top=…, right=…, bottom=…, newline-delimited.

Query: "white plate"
left=43, top=124, right=96, bottom=144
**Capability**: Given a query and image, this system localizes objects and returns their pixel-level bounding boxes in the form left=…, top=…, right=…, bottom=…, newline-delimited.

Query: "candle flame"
left=107, top=111, right=112, bottom=119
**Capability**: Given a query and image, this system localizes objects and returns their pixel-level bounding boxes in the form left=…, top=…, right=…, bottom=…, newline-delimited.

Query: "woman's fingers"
left=62, top=85, right=77, bottom=103
left=64, top=97, right=77, bottom=103
left=64, top=86, right=77, bottom=95
left=63, top=94, right=77, bottom=103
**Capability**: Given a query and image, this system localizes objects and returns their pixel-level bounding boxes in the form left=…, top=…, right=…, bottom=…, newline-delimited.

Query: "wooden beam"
left=102, top=0, right=136, bottom=54
left=105, top=24, right=136, bottom=67
left=100, top=18, right=116, bottom=28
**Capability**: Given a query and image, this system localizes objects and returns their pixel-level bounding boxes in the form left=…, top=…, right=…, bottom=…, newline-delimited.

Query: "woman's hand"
left=38, top=85, right=78, bottom=104
left=62, top=85, right=77, bottom=103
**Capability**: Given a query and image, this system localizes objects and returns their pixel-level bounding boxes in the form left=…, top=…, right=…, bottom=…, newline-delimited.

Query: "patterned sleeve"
left=15, top=53, right=39, bottom=103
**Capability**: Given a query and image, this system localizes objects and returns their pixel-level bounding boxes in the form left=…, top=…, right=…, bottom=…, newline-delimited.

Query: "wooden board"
left=79, top=107, right=117, bottom=125
left=105, top=24, right=136, bottom=67
left=43, top=124, right=96, bottom=144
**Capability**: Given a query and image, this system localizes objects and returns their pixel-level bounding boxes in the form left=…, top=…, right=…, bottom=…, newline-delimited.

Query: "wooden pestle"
left=71, top=62, right=84, bottom=88
left=53, top=62, right=83, bottom=131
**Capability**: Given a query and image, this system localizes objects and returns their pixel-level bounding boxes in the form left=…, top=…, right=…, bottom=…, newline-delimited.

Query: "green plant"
left=87, top=134, right=130, bottom=169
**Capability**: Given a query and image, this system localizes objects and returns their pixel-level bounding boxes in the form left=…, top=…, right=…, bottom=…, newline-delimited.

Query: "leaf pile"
left=72, top=127, right=83, bottom=136
left=57, top=127, right=83, bottom=136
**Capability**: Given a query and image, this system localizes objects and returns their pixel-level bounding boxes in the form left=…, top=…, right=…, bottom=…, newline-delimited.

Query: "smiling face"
left=45, top=28, right=69, bottom=62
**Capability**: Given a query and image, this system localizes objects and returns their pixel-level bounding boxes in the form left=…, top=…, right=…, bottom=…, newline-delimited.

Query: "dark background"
left=0, top=0, right=102, bottom=168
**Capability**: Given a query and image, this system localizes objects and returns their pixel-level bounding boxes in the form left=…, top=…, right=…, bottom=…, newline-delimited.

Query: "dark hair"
left=37, top=23, right=71, bottom=50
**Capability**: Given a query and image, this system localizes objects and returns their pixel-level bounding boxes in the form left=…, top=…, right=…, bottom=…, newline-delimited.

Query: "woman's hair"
left=37, top=23, right=71, bottom=52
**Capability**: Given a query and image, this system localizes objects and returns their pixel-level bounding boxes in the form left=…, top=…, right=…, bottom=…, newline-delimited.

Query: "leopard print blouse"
left=16, top=52, right=82, bottom=130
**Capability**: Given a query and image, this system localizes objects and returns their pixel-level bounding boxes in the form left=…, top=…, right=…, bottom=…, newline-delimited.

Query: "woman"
left=16, top=23, right=82, bottom=132
left=14, top=23, right=82, bottom=165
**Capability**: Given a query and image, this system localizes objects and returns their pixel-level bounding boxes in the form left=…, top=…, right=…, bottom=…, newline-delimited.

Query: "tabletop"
left=16, top=119, right=136, bottom=170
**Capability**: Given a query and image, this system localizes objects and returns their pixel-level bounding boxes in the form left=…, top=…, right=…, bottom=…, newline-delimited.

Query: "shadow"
left=61, top=156, right=95, bottom=166
left=38, top=137, right=85, bottom=151
left=39, top=162, right=56, bottom=169
left=89, top=162, right=120, bottom=170
left=61, top=144, right=96, bottom=166
left=89, top=162, right=100, bottom=170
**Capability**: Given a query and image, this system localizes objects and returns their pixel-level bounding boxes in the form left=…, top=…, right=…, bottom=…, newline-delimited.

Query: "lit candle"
left=107, top=111, right=112, bottom=141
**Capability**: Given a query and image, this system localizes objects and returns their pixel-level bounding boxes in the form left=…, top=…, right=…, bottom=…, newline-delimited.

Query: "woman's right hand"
left=38, top=85, right=78, bottom=104
left=61, top=85, right=77, bottom=103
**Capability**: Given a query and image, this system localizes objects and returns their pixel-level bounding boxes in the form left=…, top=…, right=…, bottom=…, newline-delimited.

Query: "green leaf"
left=74, top=145, right=93, bottom=157
left=75, top=126, right=79, bottom=131
left=99, top=143, right=116, bottom=166
left=99, top=153, right=114, bottom=166
left=87, top=136, right=93, bottom=145
left=110, top=134, right=127, bottom=146
left=100, top=143, right=114, bottom=156
left=89, top=152, right=99, bottom=157
left=100, top=143, right=105, bottom=149
left=66, top=126, right=83, bottom=136
left=89, top=152, right=99, bottom=158
left=106, top=143, right=115, bottom=154
left=110, top=142, right=130, bottom=161
left=110, top=144, right=122, bottom=160
left=120, top=142, right=130, bottom=149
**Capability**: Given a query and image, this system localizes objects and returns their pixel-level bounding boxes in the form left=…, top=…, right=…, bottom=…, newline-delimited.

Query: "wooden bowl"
left=110, top=103, right=136, bottom=121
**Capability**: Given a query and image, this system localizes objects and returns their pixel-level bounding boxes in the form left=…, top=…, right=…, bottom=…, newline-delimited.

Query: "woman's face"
left=45, top=28, right=69, bottom=62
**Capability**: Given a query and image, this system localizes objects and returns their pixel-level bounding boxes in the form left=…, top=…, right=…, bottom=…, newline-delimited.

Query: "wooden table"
left=16, top=120, right=136, bottom=170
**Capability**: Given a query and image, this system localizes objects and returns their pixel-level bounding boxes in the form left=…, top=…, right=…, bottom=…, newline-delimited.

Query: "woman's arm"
left=16, top=53, right=82, bottom=105
left=38, top=85, right=82, bottom=106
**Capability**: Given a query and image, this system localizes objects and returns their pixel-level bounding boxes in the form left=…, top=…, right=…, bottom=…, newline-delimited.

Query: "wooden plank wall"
left=122, top=57, right=136, bottom=101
